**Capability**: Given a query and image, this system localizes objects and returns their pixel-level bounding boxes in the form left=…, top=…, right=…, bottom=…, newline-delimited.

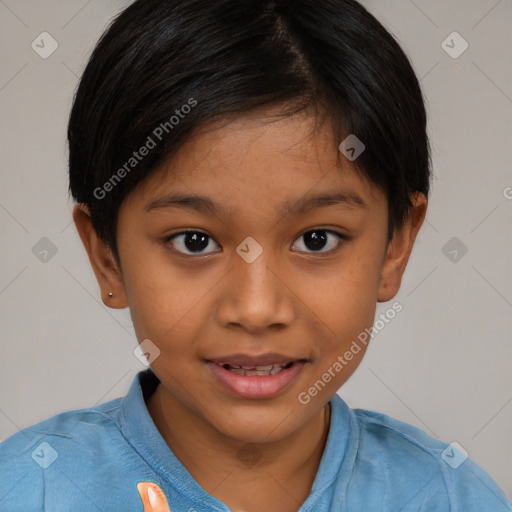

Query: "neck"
left=146, top=384, right=331, bottom=512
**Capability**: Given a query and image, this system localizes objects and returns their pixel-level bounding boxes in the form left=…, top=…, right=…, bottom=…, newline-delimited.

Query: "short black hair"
left=68, top=0, right=432, bottom=266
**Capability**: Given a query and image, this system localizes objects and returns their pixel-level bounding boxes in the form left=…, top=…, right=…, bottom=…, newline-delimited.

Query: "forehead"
left=125, top=110, right=383, bottom=213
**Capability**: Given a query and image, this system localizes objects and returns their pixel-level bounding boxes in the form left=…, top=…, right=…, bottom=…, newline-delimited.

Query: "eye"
left=291, top=229, right=347, bottom=254
left=165, top=231, right=221, bottom=256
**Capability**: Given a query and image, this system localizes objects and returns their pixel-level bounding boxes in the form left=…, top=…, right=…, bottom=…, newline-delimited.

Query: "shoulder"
left=349, top=407, right=512, bottom=511
left=0, top=398, right=123, bottom=511
left=0, top=396, right=123, bottom=456
left=353, top=407, right=448, bottom=454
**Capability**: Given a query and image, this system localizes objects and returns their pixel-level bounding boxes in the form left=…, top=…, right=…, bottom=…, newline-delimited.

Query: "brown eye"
left=166, top=231, right=221, bottom=255
left=292, top=230, right=346, bottom=254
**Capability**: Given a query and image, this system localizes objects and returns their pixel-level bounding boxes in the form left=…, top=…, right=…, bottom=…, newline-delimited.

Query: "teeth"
left=241, top=365, right=273, bottom=371
left=224, top=363, right=293, bottom=376
left=231, top=368, right=272, bottom=376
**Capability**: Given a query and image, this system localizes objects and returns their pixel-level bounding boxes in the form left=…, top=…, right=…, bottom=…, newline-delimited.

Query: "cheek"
left=304, top=246, right=382, bottom=384
left=121, top=252, right=208, bottom=344
left=298, top=280, right=376, bottom=408
left=314, top=250, right=382, bottom=333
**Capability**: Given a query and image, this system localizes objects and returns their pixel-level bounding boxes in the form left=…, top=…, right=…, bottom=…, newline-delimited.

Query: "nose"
left=215, top=248, right=296, bottom=333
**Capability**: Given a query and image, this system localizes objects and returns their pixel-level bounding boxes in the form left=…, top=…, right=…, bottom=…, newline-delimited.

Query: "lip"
left=205, top=355, right=308, bottom=399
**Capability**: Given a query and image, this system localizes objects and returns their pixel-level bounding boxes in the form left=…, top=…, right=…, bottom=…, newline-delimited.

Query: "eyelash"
left=164, top=229, right=348, bottom=257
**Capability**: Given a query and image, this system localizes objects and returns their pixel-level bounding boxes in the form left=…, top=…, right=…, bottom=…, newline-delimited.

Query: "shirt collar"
left=120, top=368, right=357, bottom=508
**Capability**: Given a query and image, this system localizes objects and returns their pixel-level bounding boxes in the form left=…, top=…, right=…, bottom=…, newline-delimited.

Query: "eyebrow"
left=144, top=190, right=368, bottom=217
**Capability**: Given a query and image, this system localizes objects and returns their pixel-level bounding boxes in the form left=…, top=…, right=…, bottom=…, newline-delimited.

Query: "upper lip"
left=207, top=353, right=308, bottom=367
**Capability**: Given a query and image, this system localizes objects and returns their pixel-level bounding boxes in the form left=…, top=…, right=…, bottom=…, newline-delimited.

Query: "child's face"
left=77, top=110, right=425, bottom=443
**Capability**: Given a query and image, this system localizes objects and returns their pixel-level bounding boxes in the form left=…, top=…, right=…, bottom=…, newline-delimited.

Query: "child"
left=1, top=0, right=510, bottom=510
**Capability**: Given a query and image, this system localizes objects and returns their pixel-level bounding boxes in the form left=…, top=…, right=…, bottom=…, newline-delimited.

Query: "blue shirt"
left=1, top=368, right=510, bottom=511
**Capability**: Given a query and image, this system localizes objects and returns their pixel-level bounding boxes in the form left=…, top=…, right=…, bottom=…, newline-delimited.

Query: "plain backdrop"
left=0, top=0, right=511, bottom=498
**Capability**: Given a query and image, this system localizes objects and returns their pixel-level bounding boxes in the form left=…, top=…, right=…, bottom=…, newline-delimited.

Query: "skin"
left=74, top=109, right=427, bottom=512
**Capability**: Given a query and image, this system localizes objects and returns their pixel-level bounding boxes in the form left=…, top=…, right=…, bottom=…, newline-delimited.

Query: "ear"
left=378, top=193, right=428, bottom=302
left=72, top=204, right=128, bottom=308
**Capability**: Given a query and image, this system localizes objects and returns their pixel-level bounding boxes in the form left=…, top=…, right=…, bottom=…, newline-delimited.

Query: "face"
left=75, top=109, right=426, bottom=444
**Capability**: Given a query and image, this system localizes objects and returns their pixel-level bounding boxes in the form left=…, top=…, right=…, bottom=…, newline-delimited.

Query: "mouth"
left=205, top=354, right=309, bottom=399
left=219, top=361, right=295, bottom=376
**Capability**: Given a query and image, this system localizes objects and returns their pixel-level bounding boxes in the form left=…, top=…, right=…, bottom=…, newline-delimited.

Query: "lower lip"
left=206, top=361, right=306, bottom=399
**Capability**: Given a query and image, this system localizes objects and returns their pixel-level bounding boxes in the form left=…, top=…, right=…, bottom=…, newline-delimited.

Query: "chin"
left=210, top=402, right=309, bottom=444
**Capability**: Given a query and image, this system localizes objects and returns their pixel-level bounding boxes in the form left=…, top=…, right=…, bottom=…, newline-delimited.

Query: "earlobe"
left=377, top=193, right=428, bottom=302
left=72, top=204, right=128, bottom=308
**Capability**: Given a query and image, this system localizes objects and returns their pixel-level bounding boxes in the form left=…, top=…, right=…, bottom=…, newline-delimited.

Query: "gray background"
left=0, top=0, right=511, bottom=499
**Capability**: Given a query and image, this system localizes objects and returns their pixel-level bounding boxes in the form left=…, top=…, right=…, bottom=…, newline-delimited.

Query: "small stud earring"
left=108, top=292, right=113, bottom=298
